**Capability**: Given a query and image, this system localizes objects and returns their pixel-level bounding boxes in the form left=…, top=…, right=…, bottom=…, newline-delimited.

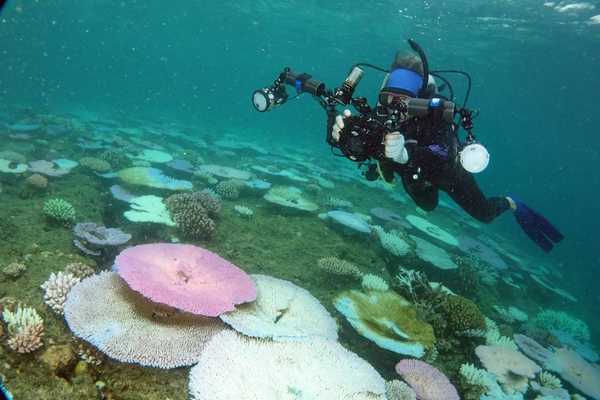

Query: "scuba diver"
left=251, top=40, right=564, bottom=252
left=330, top=47, right=564, bottom=252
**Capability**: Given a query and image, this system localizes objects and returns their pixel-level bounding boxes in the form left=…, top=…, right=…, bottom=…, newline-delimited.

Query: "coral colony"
left=0, top=108, right=597, bottom=400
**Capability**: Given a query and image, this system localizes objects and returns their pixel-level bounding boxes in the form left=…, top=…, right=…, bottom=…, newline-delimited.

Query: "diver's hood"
left=380, top=68, right=438, bottom=99
left=380, top=69, right=423, bottom=98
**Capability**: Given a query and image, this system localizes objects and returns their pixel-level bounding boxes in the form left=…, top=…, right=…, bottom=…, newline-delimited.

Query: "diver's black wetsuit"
left=332, top=112, right=511, bottom=223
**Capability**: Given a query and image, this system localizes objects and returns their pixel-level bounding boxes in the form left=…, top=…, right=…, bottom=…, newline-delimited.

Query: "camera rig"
left=252, top=40, right=479, bottom=165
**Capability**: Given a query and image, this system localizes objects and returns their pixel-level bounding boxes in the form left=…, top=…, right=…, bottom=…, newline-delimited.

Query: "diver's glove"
left=384, top=132, right=409, bottom=164
left=507, top=195, right=564, bottom=252
left=331, top=109, right=352, bottom=142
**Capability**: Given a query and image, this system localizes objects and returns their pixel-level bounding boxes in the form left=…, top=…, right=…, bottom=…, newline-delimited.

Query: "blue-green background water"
left=1, top=0, right=598, bottom=308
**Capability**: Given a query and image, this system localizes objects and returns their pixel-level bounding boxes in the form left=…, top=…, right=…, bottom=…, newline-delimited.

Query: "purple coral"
left=73, top=222, right=131, bottom=257
left=73, top=239, right=101, bottom=257
left=74, top=222, right=132, bottom=246
left=456, top=235, right=507, bottom=270
left=166, top=159, right=194, bottom=173
left=327, top=211, right=371, bottom=233
left=513, top=334, right=553, bottom=364
left=371, top=207, right=412, bottom=229
left=395, top=359, right=459, bottom=400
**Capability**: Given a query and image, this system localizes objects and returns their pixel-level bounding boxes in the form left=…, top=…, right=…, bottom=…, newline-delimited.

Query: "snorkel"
left=407, top=39, right=430, bottom=98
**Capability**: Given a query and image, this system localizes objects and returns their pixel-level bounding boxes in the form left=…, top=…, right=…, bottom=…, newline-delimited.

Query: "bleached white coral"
left=354, top=212, right=372, bottom=223
left=361, top=274, right=389, bottom=291
left=315, top=176, right=335, bottom=188
left=485, top=316, right=499, bottom=333
left=124, top=195, right=177, bottom=226
left=326, top=196, right=353, bottom=209
left=460, top=363, right=496, bottom=391
left=473, top=317, right=500, bottom=344
left=530, top=309, right=590, bottom=343
left=3, top=307, right=43, bottom=328
left=383, top=235, right=410, bottom=256
left=494, top=305, right=516, bottom=324
left=461, top=363, right=528, bottom=400
left=373, top=226, right=411, bottom=257
left=40, top=271, right=81, bottom=315
left=508, top=307, right=528, bottom=322
left=234, top=205, right=253, bottom=218
left=268, top=186, right=301, bottom=201
left=494, top=305, right=528, bottom=324
left=194, top=169, right=218, bottom=185
left=538, top=371, right=562, bottom=389
left=485, top=330, right=518, bottom=350
left=202, top=188, right=220, bottom=198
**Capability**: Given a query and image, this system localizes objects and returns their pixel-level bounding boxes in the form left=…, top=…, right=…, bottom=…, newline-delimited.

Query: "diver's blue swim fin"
left=508, top=195, right=564, bottom=252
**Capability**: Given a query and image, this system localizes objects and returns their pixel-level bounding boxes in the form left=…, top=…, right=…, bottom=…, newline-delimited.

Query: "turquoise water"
left=1, top=0, right=599, bottom=398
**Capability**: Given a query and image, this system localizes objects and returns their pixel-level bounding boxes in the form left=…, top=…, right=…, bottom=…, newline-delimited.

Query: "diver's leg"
left=401, top=176, right=439, bottom=211
left=442, top=169, right=510, bottom=223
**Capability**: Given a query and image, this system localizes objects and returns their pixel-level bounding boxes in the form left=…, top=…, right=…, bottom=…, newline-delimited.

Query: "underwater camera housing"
left=336, top=114, right=387, bottom=162
left=336, top=98, right=456, bottom=162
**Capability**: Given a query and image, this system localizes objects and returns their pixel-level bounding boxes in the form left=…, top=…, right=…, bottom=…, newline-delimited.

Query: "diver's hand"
left=385, top=132, right=409, bottom=164
left=332, top=109, right=352, bottom=142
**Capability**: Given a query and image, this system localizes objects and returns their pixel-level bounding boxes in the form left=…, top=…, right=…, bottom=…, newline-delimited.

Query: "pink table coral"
left=395, top=359, right=459, bottom=400
left=113, top=243, right=256, bottom=316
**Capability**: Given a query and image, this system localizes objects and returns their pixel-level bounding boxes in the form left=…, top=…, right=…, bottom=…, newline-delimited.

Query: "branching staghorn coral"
left=467, top=252, right=499, bottom=286
left=2, top=307, right=44, bottom=353
left=317, top=257, right=363, bottom=279
left=394, top=267, right=450, bottom=310
left=393, top=267, right=451, bottom=333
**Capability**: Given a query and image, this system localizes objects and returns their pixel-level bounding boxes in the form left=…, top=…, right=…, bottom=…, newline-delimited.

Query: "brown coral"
left=440, top=296, right=486, bottom=333
left=26, top=173, right=48, bottom=189
left=7, top=322, right=44, bottom=353
left=191, top=191, right=222, bottom=218
left=317, top=257, right=363, bottom=278
left=64, top=262, right=96, bottom=280
left=79, top=157, right=111, bottom=173
left=165, top=193, right=216, bottom=239
left=2, top=262, right=27, bottom=278
left=215, top=179, right=246, bottom=200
